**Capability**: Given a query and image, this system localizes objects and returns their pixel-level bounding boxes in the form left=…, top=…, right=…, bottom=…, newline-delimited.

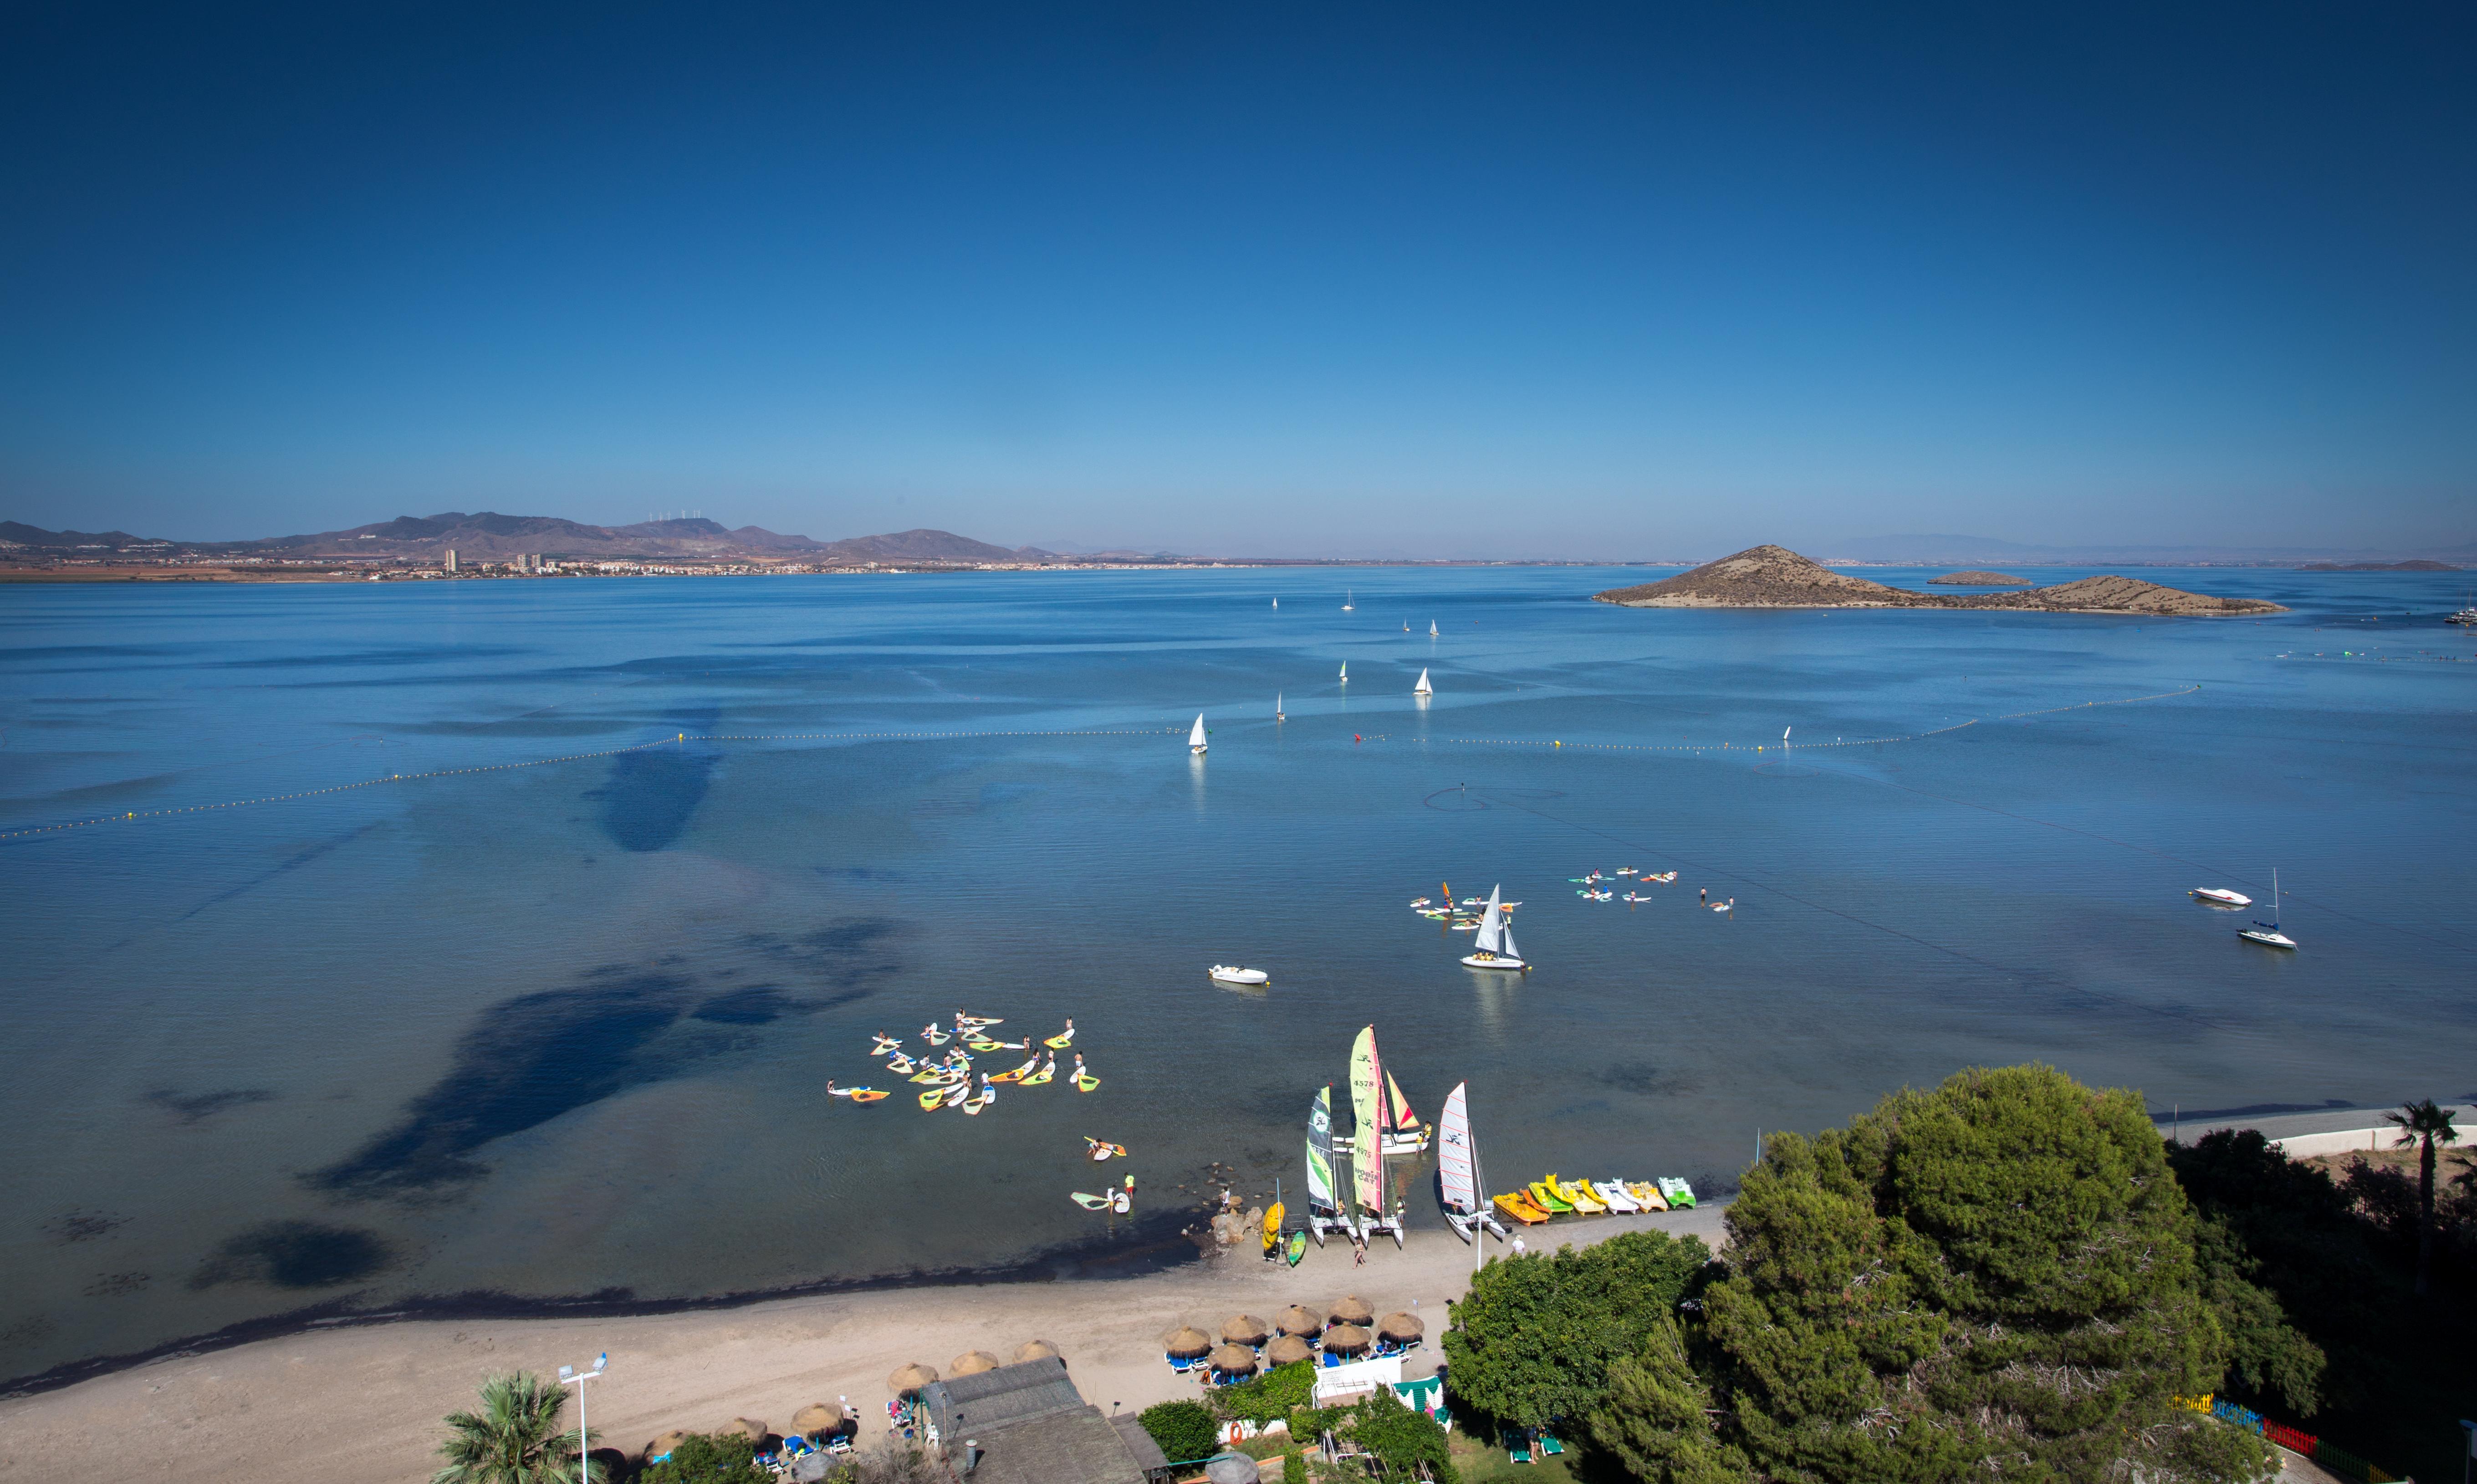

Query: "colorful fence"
left=2176, top=1395, right=2398, bottom=1483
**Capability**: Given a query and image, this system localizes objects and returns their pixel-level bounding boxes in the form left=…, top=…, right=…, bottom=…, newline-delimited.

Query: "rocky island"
left=1595, top=545, right=2285, bottom=615
left=1927, top=569, right=2031, bottom=585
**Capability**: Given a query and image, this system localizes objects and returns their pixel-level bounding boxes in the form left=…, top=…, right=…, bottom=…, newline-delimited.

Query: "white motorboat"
left=1189, top=713, right=1207, bottom=755
left=2237, top=867, right=2297, bottom=949
left=1460, top=885, right=1528, bottom=971
left=2191, top=887, right=2252, bottom=908
left=1208, top=965, right=1270, bottom=986
left=1412, top=667, right=1432, bottom=696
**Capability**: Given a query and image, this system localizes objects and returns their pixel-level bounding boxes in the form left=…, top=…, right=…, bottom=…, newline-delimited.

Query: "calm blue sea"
left=3, top=565, right=2472, bottom=1383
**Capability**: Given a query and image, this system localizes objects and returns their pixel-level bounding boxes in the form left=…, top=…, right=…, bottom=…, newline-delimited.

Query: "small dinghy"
left=1209, top=965, right=1270, bottom=986
left=1189, top=714, right=1208, bottom=755
left=2191, top=887, right=2252, bottom=908
left=1461, top=886, right=1529, bottom=971
left=1413, top=668, right=1432, bottom=696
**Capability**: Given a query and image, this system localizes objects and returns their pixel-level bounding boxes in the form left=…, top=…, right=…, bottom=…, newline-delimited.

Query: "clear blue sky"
left=3, top=3, right=2471, bottom=557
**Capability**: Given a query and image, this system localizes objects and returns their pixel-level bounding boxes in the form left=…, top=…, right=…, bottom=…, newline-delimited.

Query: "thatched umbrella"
left=791, top=1404, right=839, bottom=1438
left=1014, top=1339, right=1061, bottom=1364
left=1162, top=1325, right=1214, bottom=1359
left=949, top=1350, right=1001, bottom=1376
left=644, top=1430, right=690, bottom=1461
left=1207, top=1344, right=1259, bottom=1377
left=1219, top=1313, right=1270, bottom=1346
left=1328, top=1295, right=1375, bottom=1326
left=724, top=1418, right=768, bottom=1442
left=1322, top=1322, right=1371, bottom=1356
left=888, top=1362, right=939, bottom=1395
left=1274, top=1304, right=1323, bottom=1338
left=1264, top=1334, right=1314, bottom=1367
left=1376, top=1311, right=1425, bottom=1343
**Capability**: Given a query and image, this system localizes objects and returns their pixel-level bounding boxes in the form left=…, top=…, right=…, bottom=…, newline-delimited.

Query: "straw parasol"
left=791, top=1404, right=839, bottom=1437
left=1274, top=1304, right=1323, bottom=1338
left=1376, top=1311, right=1425, bottom=1343
left=1219, top=1314, right=1270, bottom=1346
left=644, top=1430, right=690, bottom=1461
left=1328, top=1295, right=1374, bottom=1326
left=1162, top=1325, right=1214, bottom=1358
left=724, top=1418, right=768, bottom=1442
left=1322, top=1322, right=1371, bottom=1355
left=1014, top=1339, right=1061, bottom=1364
left=950, top=1350, right=1001, bottom=1376
left=888, top=1362, right=939, bottom=1395
left=1207, top=1344, right=1260, bottom=1376
left=1265, top=1334, right=1313, bottom=1367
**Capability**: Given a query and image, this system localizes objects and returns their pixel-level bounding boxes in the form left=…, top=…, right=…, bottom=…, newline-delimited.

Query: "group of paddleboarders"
left=827, top=1012, right=1099, bottom=1111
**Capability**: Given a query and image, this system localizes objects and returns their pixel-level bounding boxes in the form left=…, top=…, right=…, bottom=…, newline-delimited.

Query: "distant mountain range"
left=0, top=514, right=1058, bottom=565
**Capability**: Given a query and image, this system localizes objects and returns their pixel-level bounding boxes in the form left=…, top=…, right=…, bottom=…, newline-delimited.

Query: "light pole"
left=557, top=1353, right=608, bottom=1482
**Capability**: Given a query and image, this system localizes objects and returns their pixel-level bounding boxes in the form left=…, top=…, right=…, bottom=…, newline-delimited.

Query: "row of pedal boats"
left=1495, top=1174, right=1697, bottom=1225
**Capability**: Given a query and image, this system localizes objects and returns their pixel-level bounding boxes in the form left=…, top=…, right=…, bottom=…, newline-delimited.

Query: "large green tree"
left=1442, top=1227, right=1711, bottom=1429
left=433, top=1372, right=593, bottom=1484
left=1591, top=1066, right=2273, bottom=1483
left=2382, top=1099, right=2459, bottom=1296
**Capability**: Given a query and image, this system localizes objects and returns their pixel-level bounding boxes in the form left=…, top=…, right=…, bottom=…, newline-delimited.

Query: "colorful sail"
left=1386, top=1071, right=1419, bottom=1132
left=1349, top=1026, right=1387, bottom=1213
left=1438, top=1081, right=1477, bottom=1214
left=1306, top=1086, right=1336, bottom=1210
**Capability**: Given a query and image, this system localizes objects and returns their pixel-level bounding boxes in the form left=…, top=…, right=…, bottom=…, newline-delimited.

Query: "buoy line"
left=1425, top=684, right=2198, bottom=756
left=0, top=728, right=1182, bottom=844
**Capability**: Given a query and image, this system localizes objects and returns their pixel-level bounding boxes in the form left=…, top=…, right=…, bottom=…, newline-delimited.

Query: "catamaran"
left=1340, top=1069, right=1430, bottom=1155
left=1349, top=1026, right=1405, bottom=1247
left=1438, top=1081, right=1509, bottom=1250
left=1189, top=714, right=1207, bottom=755
left=1460, top=884, right=1528, bottom=971
left=2238, top=867, right=2297, bottom=949
left=1304, top=1086, right=1358, bottom=1245
left=1413, top=668, right=1432, bottom=696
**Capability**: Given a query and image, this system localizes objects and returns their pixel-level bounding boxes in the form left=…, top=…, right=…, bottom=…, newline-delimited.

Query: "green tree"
left=432, top=1372, right=593, bottom=1484
left=1346, top=1388, right=1457, bottom=1484
left=1137, top=1399, right=1220, bottom=1463
left=1441, top=1227, right=1710, bottom=1428
left=1599, top=1066, right=2273, bottom=1484
left=638, top=1433, right=769, bottom=1484
left=1588, top=1318, right=1748, bottom=1484
left=2382, top=1099, right=2459, bottom=1296
left=1213, top=1360, right=1316, bottom=1424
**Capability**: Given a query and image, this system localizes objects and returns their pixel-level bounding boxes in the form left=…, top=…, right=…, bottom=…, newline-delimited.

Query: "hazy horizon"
left=4, top=4, right=2471, bottom=559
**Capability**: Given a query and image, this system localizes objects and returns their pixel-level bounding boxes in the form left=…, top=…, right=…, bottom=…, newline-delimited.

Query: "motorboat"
left=2238, top=867, right=2297, bottom=949
left=2191, top=887, right=2252, bottom=908
left=1209, top=965, right=1270, bottom=986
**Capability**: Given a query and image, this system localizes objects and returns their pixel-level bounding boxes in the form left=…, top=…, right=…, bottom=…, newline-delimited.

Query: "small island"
left=2293, top=559, right=2459, bottom=571
left=1927, top=569, right=2031, bottom=586
left=1595, top=544, right=2285, bottom=615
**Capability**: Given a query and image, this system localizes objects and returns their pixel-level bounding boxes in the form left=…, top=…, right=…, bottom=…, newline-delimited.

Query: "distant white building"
left=444, top=548, right=458, bottom=572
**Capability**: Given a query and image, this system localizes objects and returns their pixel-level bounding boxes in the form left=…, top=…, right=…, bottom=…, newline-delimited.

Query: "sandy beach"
left=0, top=1207, right=1725, bottom=1483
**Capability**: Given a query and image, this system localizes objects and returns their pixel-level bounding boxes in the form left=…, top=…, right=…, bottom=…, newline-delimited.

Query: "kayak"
left=1527, top=1181, right=1574, bottom=1214
left=1285, top=1229, right=1307, bottom=1266
left=1494, top=1191, right=1551, bottom=1224
left=1085, top=1138, right=1127, bottom=1160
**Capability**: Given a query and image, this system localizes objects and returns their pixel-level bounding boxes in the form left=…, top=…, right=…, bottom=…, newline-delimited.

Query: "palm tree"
left=434, top=1371, right=594, bottom=1484
left=2383, top=1098, right=2460, bottom=1296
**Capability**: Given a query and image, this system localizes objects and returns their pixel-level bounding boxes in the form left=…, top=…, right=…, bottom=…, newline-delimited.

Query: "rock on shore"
left=1594, top=545, right=2284, bottom=615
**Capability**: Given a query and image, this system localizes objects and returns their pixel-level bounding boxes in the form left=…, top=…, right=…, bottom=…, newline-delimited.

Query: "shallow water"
left=3, top=565, right=2472, bottom=1383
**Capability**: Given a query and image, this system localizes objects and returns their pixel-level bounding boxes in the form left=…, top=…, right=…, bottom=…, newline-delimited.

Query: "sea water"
left=2, top=566, right=2471, bottom=1385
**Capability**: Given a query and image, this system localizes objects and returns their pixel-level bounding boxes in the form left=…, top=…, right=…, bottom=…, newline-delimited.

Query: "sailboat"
left=1349, top=1026, right=1405, bottom=1247
left=1338, top=661, right=1348, bottom=685
left=1275, top=693, right=1285, bottom=723
left=1383, top=1070, right=1431, bottom=1153
left=1461, top=884, right=1528, bottom=971
left=1342, top=589, right=1354, bottom=611
left=1413, top=668, right=1433, bottom=696
left=1272, top=597, right=1278, bottom=609
left=1438, top=1082, right=1509, bottom=1248
left=1189, top=714, right=1207, bottom=755
left=1429, top=620, right=1438, bottom=637
left=1304, top=1085, right=1357, bottom=1245
left=2238, top=867, right=2297, bottom=949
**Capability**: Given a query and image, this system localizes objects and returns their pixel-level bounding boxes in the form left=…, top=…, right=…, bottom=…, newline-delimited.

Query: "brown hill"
left=1927, top=570, right=2030, bottom=586
left=1594, top=545, right=2283, bottom=616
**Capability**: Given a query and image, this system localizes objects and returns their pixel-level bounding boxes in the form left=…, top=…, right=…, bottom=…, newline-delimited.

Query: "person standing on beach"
left=1353, top=1239, right=1367, bottom=1266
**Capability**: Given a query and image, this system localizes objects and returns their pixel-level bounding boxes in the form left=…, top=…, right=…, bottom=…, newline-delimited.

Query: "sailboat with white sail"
left=1304, top=1085, right=1357, bottom=1245
left=1460, top=884, right=1528, bottom=971
left=1438, top=1081, right=1508, bottom=1249
left=1428, top=620, right=1438, bottom=637
left=1413, top=668, right=1432, bottom=696
left=2238, top=867, right=2297, bottom=949
left=1275, top=693, right=1285, bottom=723
left=1349, top=1025, right=1405, bottom=1247
left=1342, top=589, right=1354, bottom=611
left=1338, top=660, right=1348, bottom=685
left=1188, top=714, right=1208, bottom=755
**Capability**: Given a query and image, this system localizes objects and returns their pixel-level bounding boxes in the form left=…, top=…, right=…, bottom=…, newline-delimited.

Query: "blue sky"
left=3, top=3, right=2471, bottom=557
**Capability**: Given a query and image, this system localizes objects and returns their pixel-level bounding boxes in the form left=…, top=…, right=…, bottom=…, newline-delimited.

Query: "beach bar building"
left=917, top=1356, right=1169, bottom=1484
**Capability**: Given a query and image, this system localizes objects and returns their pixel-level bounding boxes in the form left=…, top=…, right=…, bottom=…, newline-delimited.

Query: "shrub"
left=638, top=1433, right=769, bottom=1484
left=1137, top=1399, right=1220, bottom=1463
left=1214, top=1360, right=1316, bottom=1424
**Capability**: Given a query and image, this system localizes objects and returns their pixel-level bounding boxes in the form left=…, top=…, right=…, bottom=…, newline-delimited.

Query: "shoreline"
left=0, top=1208, right=1726, bottom=1484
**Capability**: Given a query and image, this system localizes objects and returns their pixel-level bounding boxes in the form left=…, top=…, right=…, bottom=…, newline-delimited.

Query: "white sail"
left=1413, top=668, right=1432, bottom=695
left=1439, top=1082, right=1477, bottom=1214
left=1498, top=921, right=1520, bottom=963
left=1429, top=620, right=1438, bottom=636
left=1189, top=714, right=1206, bottom=752
left=1276, top=692, right=1283, bottom=717
left=1472, top=885, right=1503, bottom=954
left=1338, top=661, right=1348, bottom=681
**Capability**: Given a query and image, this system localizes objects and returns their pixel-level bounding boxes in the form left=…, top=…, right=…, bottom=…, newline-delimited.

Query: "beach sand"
left=0, top=1206, right=1724, bottom=1483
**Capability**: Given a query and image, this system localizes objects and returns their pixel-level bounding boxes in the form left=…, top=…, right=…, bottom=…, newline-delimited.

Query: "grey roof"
left=956, top=1404, right=1148, bottom=1484
left=922, top=1357, right=1086, bottom=1440
left=1110, top=1414, right=1171, bottom=1473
